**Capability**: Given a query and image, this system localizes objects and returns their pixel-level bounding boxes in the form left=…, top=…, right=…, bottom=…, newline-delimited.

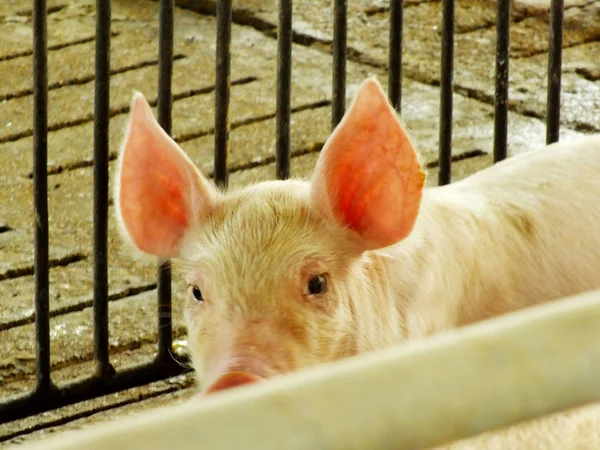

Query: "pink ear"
left=310, top=77, right=425, bottom=251
left=115, top=92, right=221, bottom=259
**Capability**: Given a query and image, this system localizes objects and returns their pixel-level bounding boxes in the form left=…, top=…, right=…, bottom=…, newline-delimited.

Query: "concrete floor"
left=0, top=0, right=599, bottom=446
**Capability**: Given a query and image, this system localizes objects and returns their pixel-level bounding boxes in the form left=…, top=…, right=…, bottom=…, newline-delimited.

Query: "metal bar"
left=437, top=0, right=454, bottom=186
left=92, top=0, right=113, bottom=378
left=388, top=0, right=403, bottom=113
left=32, top=0, right=51, bottom=392
left=214, top=0, right=232, bottom=189
left=546, top=0, right=564, bottom=145
left=0, top=361, right=190, bottom=426
left=276, top=0, right=293, bottom=180
left=493, top=0, right=510, bottom=163
left=331, top=0, right=347, bottom=129
left=156, top=0, right=175, bottom=364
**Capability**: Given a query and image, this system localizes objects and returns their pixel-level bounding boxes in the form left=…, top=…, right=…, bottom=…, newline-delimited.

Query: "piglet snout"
left=204, top=371, right=264, bottom=394
left=204, top=356, right=274, bottom=394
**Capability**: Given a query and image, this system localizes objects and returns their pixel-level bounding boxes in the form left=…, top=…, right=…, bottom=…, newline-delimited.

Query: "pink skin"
left=197, top=323, right=303, bottom=394
left=203, top=356, right=272, bottom=394
left=204, top=372, right=263, bottom=394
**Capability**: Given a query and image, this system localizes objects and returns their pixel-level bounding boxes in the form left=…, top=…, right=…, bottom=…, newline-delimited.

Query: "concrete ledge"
left=11, top=288, right=600, bottom=450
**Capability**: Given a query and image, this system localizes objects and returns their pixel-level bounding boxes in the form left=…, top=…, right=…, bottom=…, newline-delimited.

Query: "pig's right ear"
left=310, top=77, right=425, bottom=252
left=114, top=92, right=222, bottom=260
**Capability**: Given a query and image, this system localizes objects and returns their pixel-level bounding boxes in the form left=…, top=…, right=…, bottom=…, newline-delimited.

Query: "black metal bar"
left=92, top=0, right=113, bottom=378
left=32, top=0, right=51, bottom=393
left=437, top=0, right=454, bottom=186
left=388, top=0, right=403, bottom=113
left=158, top=0, right=174, bottom=137
left=156, top=0, right=175, bottom=364
left=546, top=0, right=563, bottom=145
left=331, top=0, right=347, bottom=129
left=276, top=0, right=293, bottom=180
left=214, top=0, right=232, bottom=189
left=493, top=0, right=510, bottom=163
left=0, top=361, right=190, bottom=426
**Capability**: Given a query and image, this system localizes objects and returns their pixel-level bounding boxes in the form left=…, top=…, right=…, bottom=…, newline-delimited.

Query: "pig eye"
left=191, top=285, right=204, bottom=302
left=307, top=274, right=328, bottom=295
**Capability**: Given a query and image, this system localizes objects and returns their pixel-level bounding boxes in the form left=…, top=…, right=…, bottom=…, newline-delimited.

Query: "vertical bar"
left=32, top=0, right=51, bottom=391
left=214, top=0, right=232, bottom=189
left=546, top=0, right=564, bottom=145
left=93, top=0, right=112, bottom=377
left=388, top=0, right=403, bottom=113
left=157, top=0, right=174, bottom=363
left=493, top=0, right=510, bottom=163
left=331, top=0, right=347, bottom=129
left=438, top=0, right=454, bottom=186
left=276, top=0, right=293, bottom=180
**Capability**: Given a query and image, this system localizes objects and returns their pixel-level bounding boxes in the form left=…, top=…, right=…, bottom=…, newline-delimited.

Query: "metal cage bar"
left=214, top=0, right=232, bottom=189
left=0, top=0, right=188, bottom=426
left=438, top=0, right=454, bottom=186
left=493, top=0, right=510, bottom=163
left=276, top=0, right=293, bottom=180
left=331, top=0, right=347, bottom=129
left=92, top=0, right=113, bottom=379
left=546, top=0, right=564, bottom=145
left=0, top=362, right=186, bottom=428
left=388, top=0, right=403, bottom=114
left=156, top=0, right=175, bottom=365
left=32, top=0, right=51, bottom=394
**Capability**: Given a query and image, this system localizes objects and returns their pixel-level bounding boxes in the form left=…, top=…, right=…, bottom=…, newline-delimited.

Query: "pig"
left=113, top=76, right=600, bottom=395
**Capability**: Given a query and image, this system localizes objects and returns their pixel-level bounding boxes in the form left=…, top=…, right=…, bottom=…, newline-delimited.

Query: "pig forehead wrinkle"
left=190, top=181, right=352, bottom=275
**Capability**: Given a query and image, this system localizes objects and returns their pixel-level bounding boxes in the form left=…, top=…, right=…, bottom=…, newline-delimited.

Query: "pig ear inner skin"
left=115, top=91, right=222, bottom=260
left=310, top=77, right=425, bottom=252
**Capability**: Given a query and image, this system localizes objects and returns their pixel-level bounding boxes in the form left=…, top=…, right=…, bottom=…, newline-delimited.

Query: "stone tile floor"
left=0, top=0, right=598, bottom=446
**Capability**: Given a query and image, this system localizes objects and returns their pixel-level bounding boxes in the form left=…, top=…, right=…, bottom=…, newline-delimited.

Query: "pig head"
left=113, top=77, right=426, bottom=394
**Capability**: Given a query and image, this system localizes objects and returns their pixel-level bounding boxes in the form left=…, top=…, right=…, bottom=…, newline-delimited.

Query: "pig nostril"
left=204, top=371, right=265, bottom=394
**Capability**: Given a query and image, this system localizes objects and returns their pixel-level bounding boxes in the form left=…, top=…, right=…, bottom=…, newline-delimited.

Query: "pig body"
left=114, top=76, right=600, bottom=393
left=377, top=134, right=600, bottom=340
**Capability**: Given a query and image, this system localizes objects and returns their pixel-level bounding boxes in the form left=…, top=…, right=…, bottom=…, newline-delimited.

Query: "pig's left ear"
left=310, top=77, right=425, bottom=252
left=114, top=92, right=223, bottom=260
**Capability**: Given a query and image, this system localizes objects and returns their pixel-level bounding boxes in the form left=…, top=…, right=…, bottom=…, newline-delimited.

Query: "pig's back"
left=417, top=134, right=600, bottom=329
left=449, top=134, right=600, bottom=194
